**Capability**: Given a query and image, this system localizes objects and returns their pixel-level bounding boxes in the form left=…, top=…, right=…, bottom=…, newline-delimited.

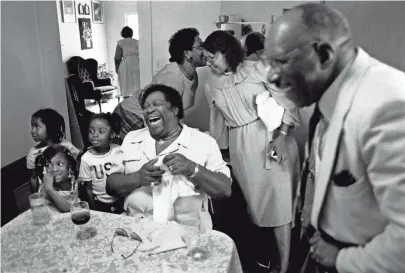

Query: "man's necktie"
left=299, top=104, right=322, bottom=211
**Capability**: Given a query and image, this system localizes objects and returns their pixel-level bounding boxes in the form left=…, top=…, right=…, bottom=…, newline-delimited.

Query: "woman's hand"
left=268, top=134, right=289, bottom=165
left=139, top=158, right=165, bottom=187
left=163, top=153, right=196, bottom=177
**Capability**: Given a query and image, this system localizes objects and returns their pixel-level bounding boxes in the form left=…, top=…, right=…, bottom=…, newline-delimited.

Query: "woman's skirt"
left=229, top=120, right=300, bottom=227
left=118, top=55, right=140, bottom=97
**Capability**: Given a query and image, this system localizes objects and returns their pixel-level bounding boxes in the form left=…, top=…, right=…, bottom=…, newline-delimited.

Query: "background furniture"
left=66, top=74, right=96, bottom=147
left=66, top=56, right=117, bottom=112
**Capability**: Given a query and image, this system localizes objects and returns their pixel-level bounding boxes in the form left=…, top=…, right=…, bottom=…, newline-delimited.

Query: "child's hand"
left=43, top=172, right=55, bottom=191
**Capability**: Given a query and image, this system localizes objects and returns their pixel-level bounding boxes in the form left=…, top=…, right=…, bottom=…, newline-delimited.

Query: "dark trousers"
left=255, top=226, right=279, bottom=270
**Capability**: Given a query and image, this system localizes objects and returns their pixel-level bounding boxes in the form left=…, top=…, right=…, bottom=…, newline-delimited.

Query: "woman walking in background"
left=114, top=26, right=140, bottom=98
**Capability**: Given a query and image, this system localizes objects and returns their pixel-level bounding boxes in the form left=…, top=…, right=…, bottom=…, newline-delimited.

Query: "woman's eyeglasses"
left=204, top=52, right=220, bottom=64
left=110, top=228, right=143, bottom=259
left=192, top=46, right=203, bottom=50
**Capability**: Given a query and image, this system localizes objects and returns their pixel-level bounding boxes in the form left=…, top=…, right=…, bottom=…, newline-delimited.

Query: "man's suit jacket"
left=311, top=48, right=405, bottom=273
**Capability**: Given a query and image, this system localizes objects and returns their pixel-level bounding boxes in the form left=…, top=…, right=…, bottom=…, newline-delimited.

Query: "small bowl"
left=219, top=15, right=229, bottom=23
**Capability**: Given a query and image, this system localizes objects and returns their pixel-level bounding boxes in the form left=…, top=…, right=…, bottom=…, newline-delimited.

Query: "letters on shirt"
left=91, top=162, right=112, bottom=179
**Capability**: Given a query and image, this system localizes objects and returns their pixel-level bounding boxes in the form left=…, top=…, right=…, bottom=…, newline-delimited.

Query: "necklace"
left=157, top=126, right=182, bottom=145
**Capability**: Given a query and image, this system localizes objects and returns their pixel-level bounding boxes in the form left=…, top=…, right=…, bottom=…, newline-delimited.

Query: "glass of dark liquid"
left=70, top=201, right=92, bottom=240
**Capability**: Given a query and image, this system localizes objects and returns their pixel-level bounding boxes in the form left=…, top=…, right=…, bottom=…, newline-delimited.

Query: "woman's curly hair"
left=201, top=30, right=245, bottom=73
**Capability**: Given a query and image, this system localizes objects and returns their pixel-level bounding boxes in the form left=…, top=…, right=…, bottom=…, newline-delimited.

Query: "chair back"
left=67, top=56, right=92, bottom=83
left=66, top=74, right=87, bottom=117
left=86, top=58, right=99, bottom=79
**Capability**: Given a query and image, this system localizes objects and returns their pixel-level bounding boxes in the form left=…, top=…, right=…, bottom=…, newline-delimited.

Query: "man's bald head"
left=267, top=3, right=351, bottom=54
left=293, top=3, right=351, bottom=44
left=264, top=3, right=356, bottom=108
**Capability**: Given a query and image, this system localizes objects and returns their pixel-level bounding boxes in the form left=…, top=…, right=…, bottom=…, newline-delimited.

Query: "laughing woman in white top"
left=115, top=26, right=140, bottom=98
left=106, top=84, right=232, bottom=229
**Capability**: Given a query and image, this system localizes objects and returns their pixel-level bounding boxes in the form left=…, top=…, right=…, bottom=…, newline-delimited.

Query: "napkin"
left=131, top=220, right=187, bottom=254
left=152, top=156, right=198, bottom=223
left=255, top=91, right=284, bottom=140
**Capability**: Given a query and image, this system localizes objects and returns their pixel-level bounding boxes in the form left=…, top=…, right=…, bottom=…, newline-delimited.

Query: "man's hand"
left=163, top=153, right=196, bottom=177
left=309, top=232, right=339, bottom=268
left=139, top=158, right=165, bottom=187
left=268, top=133, right=289, bottom=165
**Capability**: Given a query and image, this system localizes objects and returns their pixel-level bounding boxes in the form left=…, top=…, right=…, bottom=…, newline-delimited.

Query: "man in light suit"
left=264, top=3, right=405, bottom=273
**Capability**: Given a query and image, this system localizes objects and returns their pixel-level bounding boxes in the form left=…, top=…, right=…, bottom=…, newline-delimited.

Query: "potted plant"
left=97, top=63, right=114, bottom=80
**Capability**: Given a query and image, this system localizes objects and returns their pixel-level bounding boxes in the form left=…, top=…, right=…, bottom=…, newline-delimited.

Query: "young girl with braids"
left=78, top=113, right=123, bottom=213
left=35, top=145, right=80, bottom=212
left=27, top=108, right=80, bottom=193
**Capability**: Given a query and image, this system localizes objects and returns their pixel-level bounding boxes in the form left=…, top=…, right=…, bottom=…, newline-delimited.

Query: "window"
left=125, top=13, right=139, bottom=40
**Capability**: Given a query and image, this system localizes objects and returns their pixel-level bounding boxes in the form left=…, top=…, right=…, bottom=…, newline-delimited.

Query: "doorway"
left=125, top=13, right=139, bottom=40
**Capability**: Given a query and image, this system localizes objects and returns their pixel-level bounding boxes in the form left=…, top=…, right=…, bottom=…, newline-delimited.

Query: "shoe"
left=256, top=261, right=271, bottom=273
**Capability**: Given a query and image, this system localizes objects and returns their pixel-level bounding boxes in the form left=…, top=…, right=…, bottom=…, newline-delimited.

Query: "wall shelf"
left=214, top=21, right=270, bottom=24
left=215, top=21, right=271, bottom=29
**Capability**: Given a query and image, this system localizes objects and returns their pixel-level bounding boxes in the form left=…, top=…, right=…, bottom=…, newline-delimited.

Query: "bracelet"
left=279, top=130, right=288, bottom=136
left=188, top=163, right=199, bottom=179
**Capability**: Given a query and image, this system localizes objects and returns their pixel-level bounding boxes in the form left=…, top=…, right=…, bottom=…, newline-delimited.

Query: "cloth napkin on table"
left=130, top=220, right=187, bottom=255
left=152, top=156, right=198, bottom=223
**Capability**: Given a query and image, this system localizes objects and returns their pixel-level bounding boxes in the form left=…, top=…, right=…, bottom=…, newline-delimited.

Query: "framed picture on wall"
left=92, top=0, right=103, bottom=23
left=60, top=0, right=76, bottom=23
left=77, top=3, right=90, bottom=16
left=78, top=18, right=93, bottom=50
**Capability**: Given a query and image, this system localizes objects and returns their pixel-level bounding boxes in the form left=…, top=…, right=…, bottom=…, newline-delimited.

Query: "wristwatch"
left=279, top=130, right=288, bottom=136
left=188, top=163, right=199, bottom=179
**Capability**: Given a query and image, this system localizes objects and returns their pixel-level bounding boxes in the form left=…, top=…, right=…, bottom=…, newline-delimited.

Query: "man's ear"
left=173, top=107, right=179, bottom=116
left=184, top=50, right=192, bottom=61
left=313, top=42, right=334, bottom=68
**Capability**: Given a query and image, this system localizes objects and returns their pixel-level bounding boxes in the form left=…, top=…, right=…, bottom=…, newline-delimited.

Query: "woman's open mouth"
left=148, top=116, right=163, bottom=127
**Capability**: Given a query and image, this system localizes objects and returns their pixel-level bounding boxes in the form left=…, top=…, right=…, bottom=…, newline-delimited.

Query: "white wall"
left=327, top=1, right=405, bottom=72
left=1, top=1, right=69, bottom=167
left=220, top=1, right=306, bottom=23
left=56, top=0, right=108, bottom=72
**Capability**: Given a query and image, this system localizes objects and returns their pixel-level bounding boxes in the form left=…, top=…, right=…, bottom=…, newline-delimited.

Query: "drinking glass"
left=29, top=193, right=50, bottom=226
left=70, top=201, right=92, bottom=240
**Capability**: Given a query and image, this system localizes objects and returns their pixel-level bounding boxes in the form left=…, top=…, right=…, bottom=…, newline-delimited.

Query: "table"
left=1, top=209, right=243, bottom=273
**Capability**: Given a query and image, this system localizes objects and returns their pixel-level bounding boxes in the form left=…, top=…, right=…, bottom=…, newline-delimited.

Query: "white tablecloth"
left=1, top=209, right=243, bottom=273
